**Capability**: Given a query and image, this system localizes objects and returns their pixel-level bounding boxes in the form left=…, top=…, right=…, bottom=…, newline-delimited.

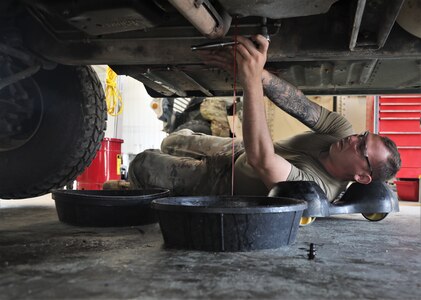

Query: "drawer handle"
left=380, top=110, right=421, bottom=112
left=379, top=132, right=421, bottom=134
left=397, top=146, right=421, bottom=149
left=380, top=103, right=421, bottom=105
left=380, top=117, right=420, bottom=120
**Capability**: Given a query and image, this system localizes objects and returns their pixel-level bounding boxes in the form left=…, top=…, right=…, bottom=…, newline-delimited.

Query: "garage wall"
left=336, top=96, right=367, bottom=134
left=118, top=76, right=167, bottom=154
left=265, top=96, right=334, bottom=141
left=92, top=66, right=167, bottom=163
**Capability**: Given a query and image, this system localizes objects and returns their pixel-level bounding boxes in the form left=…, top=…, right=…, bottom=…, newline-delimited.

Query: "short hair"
left=372, top=136, right=401, bottom=181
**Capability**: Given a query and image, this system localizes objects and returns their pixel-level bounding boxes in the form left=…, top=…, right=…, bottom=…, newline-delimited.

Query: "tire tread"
left=2, top=66, right=107, bottom=199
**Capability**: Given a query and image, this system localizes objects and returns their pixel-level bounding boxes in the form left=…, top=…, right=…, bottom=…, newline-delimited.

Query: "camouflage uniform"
left=129, top=129, right=244, bottom=196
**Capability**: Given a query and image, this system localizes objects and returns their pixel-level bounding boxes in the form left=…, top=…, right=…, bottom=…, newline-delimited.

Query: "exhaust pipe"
left=168, top=0, right=231, bottom=39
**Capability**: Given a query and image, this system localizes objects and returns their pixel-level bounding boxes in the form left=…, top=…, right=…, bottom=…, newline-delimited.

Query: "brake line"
left=231, top=18, right=238, bottom=196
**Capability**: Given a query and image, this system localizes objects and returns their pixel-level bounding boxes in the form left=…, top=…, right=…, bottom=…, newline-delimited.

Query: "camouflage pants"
left=128, top=129, right=245, bottom=196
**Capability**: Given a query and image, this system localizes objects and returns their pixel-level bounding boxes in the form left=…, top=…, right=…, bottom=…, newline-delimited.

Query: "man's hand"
left=234, top=35, right=269, bottom=86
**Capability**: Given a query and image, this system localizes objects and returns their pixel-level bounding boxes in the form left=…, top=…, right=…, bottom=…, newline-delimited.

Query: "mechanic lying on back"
left=129, top=35, right=401, bottom=201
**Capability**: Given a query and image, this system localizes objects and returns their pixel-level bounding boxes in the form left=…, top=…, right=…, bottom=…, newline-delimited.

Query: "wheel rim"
left=300, top=217, right=316, bottom=226
left=362, top=213, right=388, bottom=222
left=0, top=60, right=43, bottom=152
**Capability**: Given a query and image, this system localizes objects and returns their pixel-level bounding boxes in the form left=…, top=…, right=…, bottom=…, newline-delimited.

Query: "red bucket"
left=76, top=138, right=124, bottom=190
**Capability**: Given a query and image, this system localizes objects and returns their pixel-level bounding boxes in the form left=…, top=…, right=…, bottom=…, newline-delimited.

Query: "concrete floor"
left=0, top=195, right=420, bottom=299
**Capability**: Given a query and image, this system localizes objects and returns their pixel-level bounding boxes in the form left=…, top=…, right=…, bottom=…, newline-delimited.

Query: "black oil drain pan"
left=52, top=189, right=170, bottom=227
left=152, top=196, right=307, bottom=252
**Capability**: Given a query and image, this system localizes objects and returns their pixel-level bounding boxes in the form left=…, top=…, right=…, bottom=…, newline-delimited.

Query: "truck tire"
left=0, top=65, right=106, bottom=199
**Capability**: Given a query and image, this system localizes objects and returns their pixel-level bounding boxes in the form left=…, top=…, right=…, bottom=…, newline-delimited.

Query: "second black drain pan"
left=152, top=196, right=307, bottom=252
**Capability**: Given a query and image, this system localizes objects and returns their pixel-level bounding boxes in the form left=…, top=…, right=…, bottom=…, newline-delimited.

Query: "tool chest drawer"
left=378, top=96, right=421, bottom=179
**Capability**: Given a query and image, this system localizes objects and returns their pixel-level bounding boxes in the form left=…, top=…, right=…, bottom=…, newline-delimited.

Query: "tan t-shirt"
left=233, top=107, right=354, bottom=201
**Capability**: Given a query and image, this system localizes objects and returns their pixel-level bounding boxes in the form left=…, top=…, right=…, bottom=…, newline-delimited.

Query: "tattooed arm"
left=262, top=70, right=322, bottom=129
left=236, top=36, right=293, bottom=186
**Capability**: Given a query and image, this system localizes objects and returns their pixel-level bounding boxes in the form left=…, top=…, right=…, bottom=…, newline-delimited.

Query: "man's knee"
left=128, top=148, right=209, bottom=195
left=161, top=129, right=190, bottom=150
left=128, top=149, right=161, bottom=189
left=161, top=129, right=210, bottom=158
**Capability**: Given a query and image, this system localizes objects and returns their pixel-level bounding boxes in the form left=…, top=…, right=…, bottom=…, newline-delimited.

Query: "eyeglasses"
left=359, top=131, right=373, bottom=176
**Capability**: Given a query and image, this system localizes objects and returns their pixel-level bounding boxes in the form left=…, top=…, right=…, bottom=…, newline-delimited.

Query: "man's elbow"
left=246, top=155, right=271, bottom=176
left=246, top=155, right=261, bottom=170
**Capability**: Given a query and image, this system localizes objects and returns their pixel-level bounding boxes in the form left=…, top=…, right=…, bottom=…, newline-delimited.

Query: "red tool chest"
left=378, top=96, right=421, bottom=200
